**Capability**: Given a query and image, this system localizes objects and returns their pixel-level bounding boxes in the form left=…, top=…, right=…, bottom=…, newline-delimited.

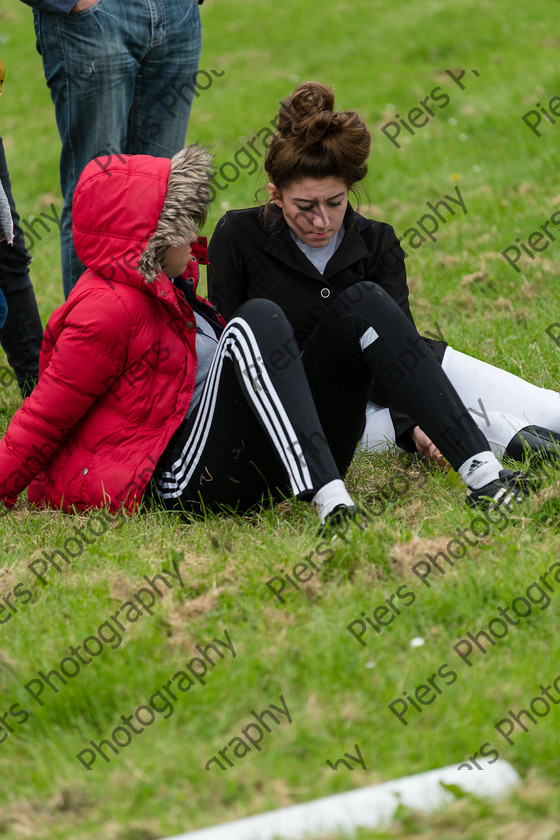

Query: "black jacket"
left=208, top=203, right=446, bottom=445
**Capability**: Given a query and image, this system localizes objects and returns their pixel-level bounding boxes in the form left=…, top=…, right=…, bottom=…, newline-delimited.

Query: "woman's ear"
left=268, top=182, right=282, bottom=206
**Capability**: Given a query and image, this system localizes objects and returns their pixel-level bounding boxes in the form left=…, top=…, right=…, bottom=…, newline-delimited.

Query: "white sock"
left=312, top=479, right=354, bottom=522
left=458, top=451, right=502, bottom=490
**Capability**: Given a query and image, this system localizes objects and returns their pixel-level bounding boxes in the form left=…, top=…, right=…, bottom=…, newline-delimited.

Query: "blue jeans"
left=34, top=0, right=202, bottom=298
left=0, top=138, right=43, bottom=397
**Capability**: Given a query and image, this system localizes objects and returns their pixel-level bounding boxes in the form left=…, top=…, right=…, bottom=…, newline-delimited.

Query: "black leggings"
left=153, top=284, right=489, bottom=513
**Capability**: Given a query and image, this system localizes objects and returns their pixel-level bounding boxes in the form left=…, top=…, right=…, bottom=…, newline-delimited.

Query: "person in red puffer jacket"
left=0, top=144, right=363, bottom=525
left=0, top=146, right=218, bottom=513
left=0, top=145, right=531, bottom=525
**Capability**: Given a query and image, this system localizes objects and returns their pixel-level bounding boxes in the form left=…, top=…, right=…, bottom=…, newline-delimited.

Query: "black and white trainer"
left=317, top=504, right=369, bottom=540
left=466, top=468, right=534, bottom=510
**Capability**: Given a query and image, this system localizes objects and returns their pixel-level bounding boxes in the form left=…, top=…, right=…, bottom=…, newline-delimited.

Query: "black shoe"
left=466, top=468, right=533, bottom=510
left=317, top=504, right=367, bottom=540
left=505, top=425, right=560, bottom=463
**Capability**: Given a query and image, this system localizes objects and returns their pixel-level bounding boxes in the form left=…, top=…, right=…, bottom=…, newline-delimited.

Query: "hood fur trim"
left=138, top=145, right=214, bottom=283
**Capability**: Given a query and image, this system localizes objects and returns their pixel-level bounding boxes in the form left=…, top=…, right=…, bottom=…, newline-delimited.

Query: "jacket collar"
left=261, top=203, right=372, bottom=281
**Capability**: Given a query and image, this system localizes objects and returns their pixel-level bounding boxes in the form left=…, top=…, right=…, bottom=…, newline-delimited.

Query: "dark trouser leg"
left=34, top=0, right=202, bottom=297
left=0, top=138, right=43, bottom=398
left=154, top=300, right=340, bottom=513
left=302, top=282, right=490, bottom=474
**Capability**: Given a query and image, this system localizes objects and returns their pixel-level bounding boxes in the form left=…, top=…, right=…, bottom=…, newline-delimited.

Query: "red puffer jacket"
left=0, top=154, right=220, bottom=513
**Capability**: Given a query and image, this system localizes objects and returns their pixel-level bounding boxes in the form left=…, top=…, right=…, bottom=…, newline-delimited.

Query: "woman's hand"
left=410, top=425, right=449, bottom=471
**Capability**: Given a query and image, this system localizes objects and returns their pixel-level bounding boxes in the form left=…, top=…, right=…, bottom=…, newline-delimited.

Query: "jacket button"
left=187, top=320, right=194, bottom=329
left=161, top=291, right=167, bottom=297
left=82, top=468, right=88, bottom=475
left=321, top=288, right=331, bottom=299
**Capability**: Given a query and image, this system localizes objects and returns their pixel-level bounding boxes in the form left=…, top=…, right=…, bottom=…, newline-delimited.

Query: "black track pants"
left=302, top=281, right=489, bottom=474
left=154, top=287, right=489, bottom=513
left=154, top=299, right=340, bottom=513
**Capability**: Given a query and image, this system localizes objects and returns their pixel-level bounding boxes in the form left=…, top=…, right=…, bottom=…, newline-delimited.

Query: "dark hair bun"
left=278, top=82, right=337, bottom=144
left=265, top=80, right=371, bottom=191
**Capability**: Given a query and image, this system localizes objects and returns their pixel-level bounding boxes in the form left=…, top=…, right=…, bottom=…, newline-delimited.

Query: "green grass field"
left=1, top=2, right=560, bottom=838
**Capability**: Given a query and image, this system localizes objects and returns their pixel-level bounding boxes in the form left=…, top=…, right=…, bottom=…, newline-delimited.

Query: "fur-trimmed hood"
left=139, top=145, right=213, bottom=283
left=72, top=147, right=213, bottom=289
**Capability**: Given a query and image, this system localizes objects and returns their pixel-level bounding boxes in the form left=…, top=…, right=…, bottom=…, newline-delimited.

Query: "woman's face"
left=161, top=241, right=194, bottom=279
left=268, top=177, right=349, bottom=248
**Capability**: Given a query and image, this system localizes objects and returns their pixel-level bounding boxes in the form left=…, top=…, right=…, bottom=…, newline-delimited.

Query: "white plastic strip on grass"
left=159, top=758, right=520, bottom=840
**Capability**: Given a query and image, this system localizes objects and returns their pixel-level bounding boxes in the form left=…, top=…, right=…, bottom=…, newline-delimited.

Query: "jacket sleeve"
left=207, top=213, right=247, bottom=322
left=19, top=0, right=76, bottom=13
left=0, top=292, right=129, bottom=507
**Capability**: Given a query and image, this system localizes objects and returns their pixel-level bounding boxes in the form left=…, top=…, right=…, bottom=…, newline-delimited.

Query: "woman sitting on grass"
left=0, top=146, right=528, bottom=525
left=207, top=81, right=560, bottom=468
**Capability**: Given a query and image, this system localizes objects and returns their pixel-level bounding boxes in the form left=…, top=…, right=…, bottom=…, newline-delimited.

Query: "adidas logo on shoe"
left=466, top=469, right=535, bottom=510
left=317, top=504, right=369, bottom=541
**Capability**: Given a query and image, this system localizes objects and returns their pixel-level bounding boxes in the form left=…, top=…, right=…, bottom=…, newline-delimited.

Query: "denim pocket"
left=70, top=0, right=105, bottom=17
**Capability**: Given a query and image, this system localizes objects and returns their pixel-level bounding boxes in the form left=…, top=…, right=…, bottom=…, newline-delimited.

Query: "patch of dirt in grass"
left=459, top=269, right=489, bottom=287
left=3, top=786, right=90, bottom=839
left=166, top=587, right=223, bottom=632
left=109, top=574, right=142, bottom=603
left=390, top=535, right=446, bottom=576
left=0, top=562, right=25, bottom=592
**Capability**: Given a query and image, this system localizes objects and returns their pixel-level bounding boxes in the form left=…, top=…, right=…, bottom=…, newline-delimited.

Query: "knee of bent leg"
left=333, top=281, right=384, bottom=315
left=234, top=298, right=288, bottom=327
left=232, top=299, right=296, bottom=350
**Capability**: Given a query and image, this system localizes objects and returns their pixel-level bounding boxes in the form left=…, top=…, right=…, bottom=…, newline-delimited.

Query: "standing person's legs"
left=153, top=300, right=345, bottom=516
left=34, top=2, right=141, bottom=295
left=126, top=0, right=202, bottom=156
left=34, top=0, right=201, bottom=297
left=0, top=138, right=43, bottom=398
